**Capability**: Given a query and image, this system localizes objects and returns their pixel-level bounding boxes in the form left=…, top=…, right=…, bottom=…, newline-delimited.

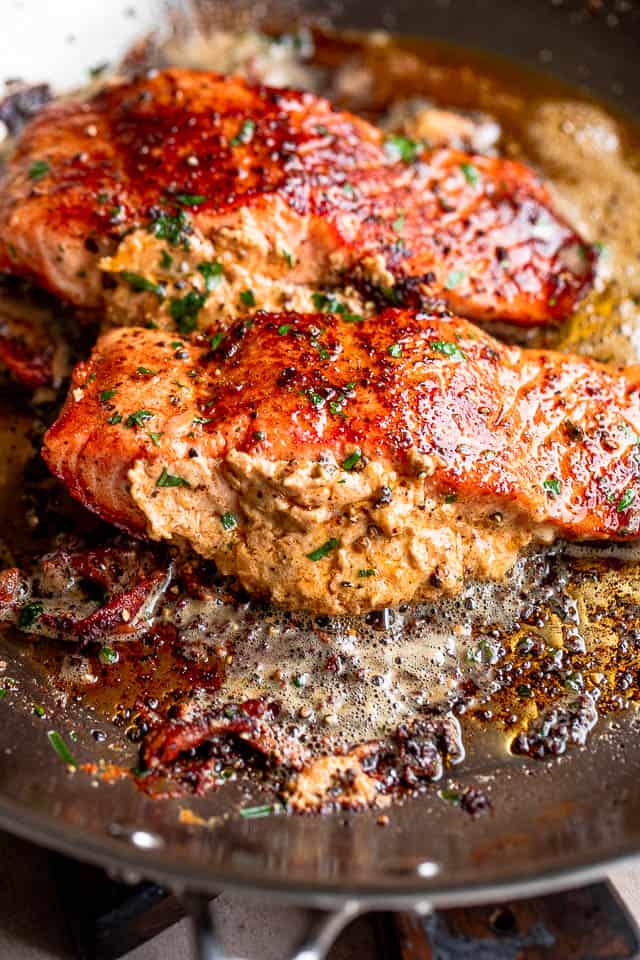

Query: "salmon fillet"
left=43, top=308, right=640, bottom=614
left=0, top=69, right=593, bottom=330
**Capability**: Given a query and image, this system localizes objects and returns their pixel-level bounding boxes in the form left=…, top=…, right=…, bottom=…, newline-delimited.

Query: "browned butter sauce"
left=2, top=26, right=640, bottom=813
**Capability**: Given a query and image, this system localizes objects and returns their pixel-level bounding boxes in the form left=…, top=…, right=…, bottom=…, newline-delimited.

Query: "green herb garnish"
left=198, top=261, right=224, bottom=291
left=543, top=478, right=562, bottom=497
left=120, top=271, right=165, bottom=298
left=159, top=250, right=173, bottom=270
left=311, top=291, right=363, bottom=323
left=392, top=213, right=405, bottom=234
left=148, top=432, right=162, bottom=446
left=156, top=467, right=191, bottom=488
left=107, top=412, right=123, bottom=425
left=282, top=249, right=293, bottom=268
left=169, top=291, right=207, bottom=334
left=342, top=449, right=362, bottom=470
left=47, top=730, right=77, bottom=768
left=239, top=803, right=276, bottom=818
left=174, top=193, right=207, bottom=206
left=277, top=324, right=292, bottom=335
left=137, top=367, right=156, bottom=376
left=358, top=569, right=376, bottom=578
left=617, top=487, right=636, bottom=512
left=99, top=388, right=116, bottom=402
left=384, top=134, right=421, bottom=164
left=148, top=209, right=192, bottom=248
left=460, top=162, right=479, bottom=186
left=306, top=538, right=339, bottom=561
left=19, top=601, right=43, bottom=629
left=230, top=119, right=256, bottom=146
left=126, top=409, right=154, bottom=429
left=388, top=342, right=402, bottom=358
left=430, top=340, right=466, bottom=361
left=28, top=160, right=50, bottom=181
left=439, top=789, right=462, bottom=805
left=99, top=646, right=119, bottom=665
left=221, top=511, right=237, bottom=531
left=239, top=289, right=256, bottom=307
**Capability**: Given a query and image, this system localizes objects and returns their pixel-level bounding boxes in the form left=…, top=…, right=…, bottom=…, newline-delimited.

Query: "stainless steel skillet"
left=1, top=0, right=640, bottom=955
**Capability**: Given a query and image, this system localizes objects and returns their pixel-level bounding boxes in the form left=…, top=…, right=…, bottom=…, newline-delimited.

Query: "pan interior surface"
left=1, top=0, right=640, bottom=903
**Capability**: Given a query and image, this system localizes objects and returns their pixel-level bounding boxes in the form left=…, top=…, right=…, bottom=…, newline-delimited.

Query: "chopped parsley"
left=445, top=269, right=466, bottom=290
left=198, top=261, right=224, bottom=291
left=430, top=340, right=466, bottom=361
left=99, top=646, right=119, bottom=665
left=306, top=388, right=325, bottom=408
left=221, top=511, right=238, bottom=531
left=342, top=449, right=362, bottom=470
left=384, top=134, right=421, bottom=164
left=159, top=250, right=173, bottom=270
left=47, top=730, right=77, bottom=768
left=120, top=271, right=165, bottom=298
left=460, top=162, right=479, bottom=186
left=148, top=431, right=162, bottom=446
left=126, top=409, right=154, bottom=429
left=388, top=342, right=402, bottom=358
left=277, top=324, right=292, bottom=336
left=392, top=213, right=405, bottom=234
left=28, top=160, right=50, bottom=181
left=230, top=119, right=256, bottom=146
left=192, top=416, right=213, bottom=425
left=19, top=601, right=43, bottom=629
left=306, top=538, right=339, bottom=561
left=174, top=193, right=207, bottom=206
left=543, top=478, right=562, bottom=497
left=239, top=288, right=256, bottom=307
left=99, top=388, right=116, bottom=402
left=209, top=331, right=225, bottom=350
left=342, top=182, right=355, bottom=197
left=169, top=291, right=207, bottom=334
left=617, top=487, right=636, bottom=512
left=33, top=704, right=46, bottom=718
left=156, top=467, right=190, bottom=488
left=311, top=292, right=363, bottom=323
left=147, top=209, right=192, bottom=248
left=107, top=412, right=123, bottom=425
left=137, top=366, right=156, bottom=376
left=517, top=684, right=534, bottom=699
left=282, top=249, right=293, bottom=268
left=358, top=568, right=376, bottom=578
left=444, top=493, right=457, bottom=504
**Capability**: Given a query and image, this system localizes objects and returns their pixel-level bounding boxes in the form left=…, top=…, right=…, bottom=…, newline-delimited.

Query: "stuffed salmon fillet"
left=43, top=307, right=640, bottom=614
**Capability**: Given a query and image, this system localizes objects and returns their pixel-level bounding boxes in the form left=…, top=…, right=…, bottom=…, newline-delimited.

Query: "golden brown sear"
left=43, top=308, right=640, bottom=614
left=0, top=69, right=593, bottom=330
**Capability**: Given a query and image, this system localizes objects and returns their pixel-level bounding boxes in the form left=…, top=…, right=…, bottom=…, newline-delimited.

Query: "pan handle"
left=184, top=895, right=373, bottom=960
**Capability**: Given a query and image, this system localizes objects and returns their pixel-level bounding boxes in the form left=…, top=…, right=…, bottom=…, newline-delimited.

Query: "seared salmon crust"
left=0, top=69, right=593, bottom=329
left=43, top=308, right=640, bottom=614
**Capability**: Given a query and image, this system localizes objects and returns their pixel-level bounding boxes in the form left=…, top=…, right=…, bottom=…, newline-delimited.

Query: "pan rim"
left=0, top=790, right=636, bottom=905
